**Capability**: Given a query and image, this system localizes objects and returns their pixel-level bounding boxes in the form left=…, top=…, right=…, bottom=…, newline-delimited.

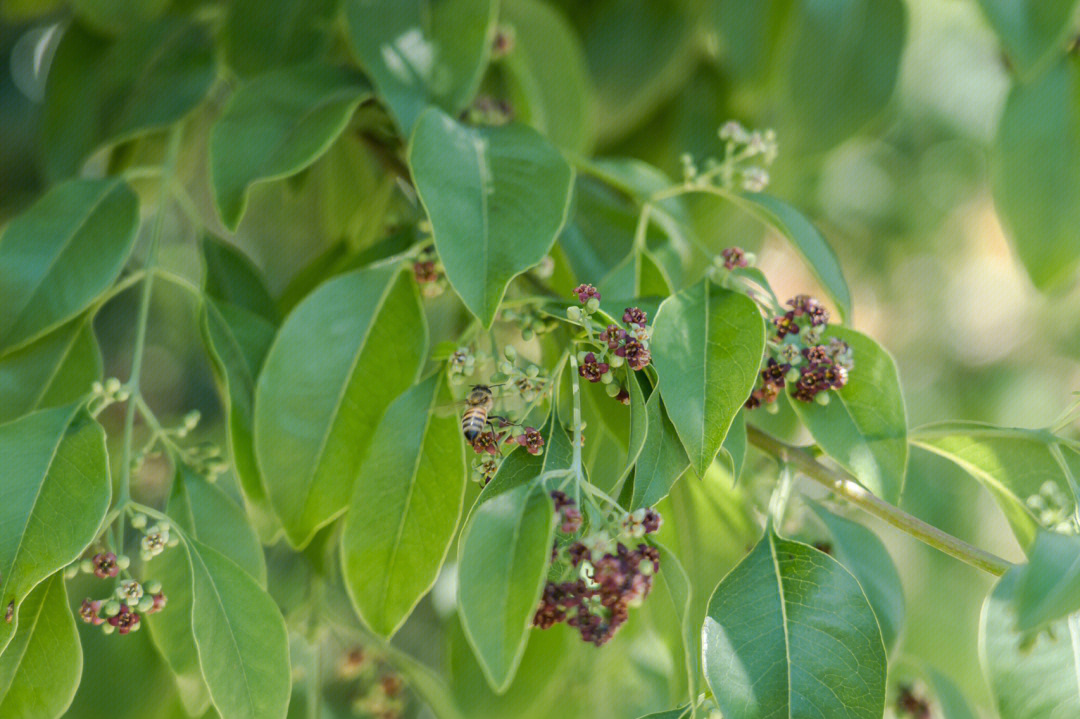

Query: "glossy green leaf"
left=409, top=109, right=575, bottom=327
left=1007, top=530, right=1080, bottom=632
left=726, top=191, right=852, bottom=321
left=630, top=382, right=689, bottom=510
left=186, top=536, right=291, bottom=719
left=69, top=0, right=169, bottom=35
left=719, top=408, right=747, bottom=482
left=477, top=408, right=574, bottom=504
left=980, top=571, right=1080, bottom=719
left=911, top=421, right=1077, bottom=549
left=41, top=18, right=215, bottom=180
left=702, top=529, right=887, bottom=719
left=808, top=503, right=906, bottom=653
left=780, top=0, right=906, bottom=152
left=341, top=374, right=466, bottom=637
left=612, top=370, right=649, bottom=495
left=210, top=64, right=372, bottom=230
left=977, top=0, right=1080, bottom=80
left=651, top=280, right=766, bottom=477
left=344, top=0, right=497, bottom=133
left=654, top=545, right=698, bottom=711
left=791, top=327, right=908, bottom=504
left=254, top=265, right=427, bottom=547
left=0, top=317, right=101, bottom=424
left=201, top=237, right=278, bottom=324
left=0, top=177, right=138, bottom=352
left=500, top=0, right=593, bottom=152
left=0, top=408, right=110, bottom=655
left=457, top=483, right=555, bottom=692
left=224, top=0, right=339, bottom=77
left=170, top=464, right=267, bottom=585
left=992, top=56, right=1080, bottom=290
left=0, top=574, right=80, bottom=719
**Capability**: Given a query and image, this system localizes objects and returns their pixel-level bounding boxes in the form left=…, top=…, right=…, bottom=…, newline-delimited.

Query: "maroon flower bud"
left=470, top=430, right=503, bottom=456
left=567, top=542, right=589, bottom=566
left=515, top=426, right=545, bottom=455
left=79, top=598, right=104, bottom=625
left=772, top=311, right=800, bottom=339
left=614, top=387, right=631, bottom=405
left=599, top=324, right=625, bottom=351
left=108, top=605, right=140, bottom=634
left=578, top=352, right=609, bottom=382
left=721, top=246, right=748, bottom=270
left=641, top=508, right=662, bottom=534
left=760, top=358, right=791, bottom=388
left=622, top=340, right=651, bottom=371
left=412, top=260, right=440, bottom=284
left=573, top=284, right=600, bottom=304
left=147, top=593, right=167, bottom=614
left=560, top=506, right=583, bottom=534
left=744, top=390, right=763, bottom=410
left=802, top=345, right=829, bottom=365
left=622, top=307, right=648, bottom=327
left=381, top=674, right=404, bottom=698
left=92, top=551, right=119, bottom=579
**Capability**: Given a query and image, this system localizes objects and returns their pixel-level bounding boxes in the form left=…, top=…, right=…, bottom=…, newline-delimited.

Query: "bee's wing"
left=433, top=400, right=468, bottom=418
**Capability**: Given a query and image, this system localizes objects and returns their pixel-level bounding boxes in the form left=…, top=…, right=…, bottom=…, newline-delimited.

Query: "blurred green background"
left=2, top=0, right=1079, bottom=717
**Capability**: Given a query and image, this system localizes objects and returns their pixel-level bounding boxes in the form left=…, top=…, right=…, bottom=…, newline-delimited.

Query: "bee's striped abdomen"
left=461, top=405, right=489, bottom=441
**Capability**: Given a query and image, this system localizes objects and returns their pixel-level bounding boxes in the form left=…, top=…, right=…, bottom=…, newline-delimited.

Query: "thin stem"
left=117, top=124, right=184, bottom=542
left=747, top=426, right=1013, bottom=576
left=568, top=354, right=585, bottom=508
left=768, top=463, right=793, bottom=528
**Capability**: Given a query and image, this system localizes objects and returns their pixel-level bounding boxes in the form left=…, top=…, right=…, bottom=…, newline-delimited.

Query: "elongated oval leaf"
left=1006, top=530, right=1080, bottom=632
left=0, top=317, right=101, bottom=424
left=911, top=421, right=1076, bottom=550
left=630, top=385, right=689, bottom=510
left=651, top=280, right=765, bottom=477
left=41, top=19, right=215, bottom=180
left=224, top=0, right=338, bottom=77
left=201, top=237, right=278, bottom=324
left=790, top=327, right=908, bottom=504
left=0, top=408, right=110, bottom=654
left=992, top=56, right=1080, bottom=290
left=0, top=177, right=138, bottom=351
left=977, top=0, right=1080, bottom=80
left=702, top=529, right=887, bottom=719
left=0, top=574, right=80, bottom=719
left=458, top=483, right=554, bottom=692
left=342, top=373, right=466, bottom=637
left=254, top=265, right=427, bottom=547
left=409, top=109, right=575, bottom=327
left=187, top=537, right=291, bottom=719
left=210, top=64, right=372, bottom=230
left=808, top=503, right=906, bottom=653
left=344, top=0, right=497, bottom=133
left=980, top=572, right=1080, bottom=719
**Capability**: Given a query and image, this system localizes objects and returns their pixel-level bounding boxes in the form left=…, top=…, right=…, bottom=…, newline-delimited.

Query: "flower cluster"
left=507, top=426, right=545, bottom=455
left=895, top=684, right=931, bottom=719
left=340, top=645, right=408, bottom=719
left=533, top=494, right=663, bottom=646
left=87, top=377, right=130, bottom=415
left=412, top=245, right=446, bottom=298
left=568, top=285, right=653, bottom=401
left=77, top=579, right=166, bottom=635
left=720, top=246, right=752, bottom=270
left=461, top=95, right=514, bottom=126
left=680, top=121, right=778, bottom=193
left=746, top=295, right=854, bottom=409
left=1027, top=480, right=1079, bottom=534
left=132, top=514, right=180, bottom=561
left=500, top=303, right=557, bottom=341
left=447, top=346, right=483, bottom=385
left=492, top=344, right=551, bottom=404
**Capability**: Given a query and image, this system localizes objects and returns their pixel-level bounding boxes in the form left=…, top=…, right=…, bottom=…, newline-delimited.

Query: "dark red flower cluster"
left=412, top=260, right=439, bottom=285
left=550, top=491, right=583, bottom=533
left=578, top=351, right=609, bottom=382
left=92, top=551, right=119, bottom=579
left=790, top=347, right=848, bottom=403
left=79, top=599, right=104, bottom=626
left=788, top=294, right=830, bottom=326
left=721, top=246, right=748, bottom=270
left=895, top=685, right=931, bottom=719
left=619, top=339, right=651, bottom=371
left=574, top=283, right=601, bottom=304
left=508, top=426, right=545, bottom=455
left=108, top=605, right=140, bottom=635
left=622, top=307, right=648, bottom=327
left=470, top=430, right=504, bottom=456
left=533, top=542, right=661, bottom=646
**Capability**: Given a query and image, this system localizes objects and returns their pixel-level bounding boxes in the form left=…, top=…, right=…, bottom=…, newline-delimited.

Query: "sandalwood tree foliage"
left=1, top=1, right=1080, bottom=718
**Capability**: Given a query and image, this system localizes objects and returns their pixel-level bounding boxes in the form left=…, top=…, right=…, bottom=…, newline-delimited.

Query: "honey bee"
left=461, top=384, right=495, bottom=442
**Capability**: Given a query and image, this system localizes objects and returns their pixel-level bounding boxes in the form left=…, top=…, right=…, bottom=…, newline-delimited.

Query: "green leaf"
left=808, top=503, right=906, bottom=653
left=224, top=0, right=339, bottom=77
left=702, top=529, right=887, bottom=719
left=923, top=665, right=979, bottom=719
left=719, top=408, right=747, bottom=482
left=170, top=464, right=267, bottom=585
left=0, top=177, right=138, bottom=352
left=201, top=237, right=278, bottom=324
left=654, top=545, right=698, bottom=712
left=992, top=56, right=1080, bottom=290
left=0, top=317, right=101, bottom=424
left=0, top=574, right=80, bottom=719
left=1006, top=530, right=1080, bottom=632
left=980, top=571, right=1080, bottom=719
left=409, top=109, right=575, bottom=327
left=499, top=0, right=593, bottom=152
left=790, top=327, right=908, bottom=504
left=344, top=0, right=497, bottom=133
left=254, top=265, right=427, bottom=547
left=69, top=0, right=169, bottom=35
left=630, top=383, right=689, bottom=510
left=911, top=421, right=1077, bottom=550
left=210, top=64, right=372, bottom=230
left=612, top=370, right=649, bottom=495
left=725, top=192, right=852, bottom=321
left=780, top=0, right=906, bottom=152
left=41, top=18, right=215, bottom=180
left=477, top=408, right=574, bottom=504
left=636, top=707, right=691, bottom=719
left=651, top=280, right=766, bottom=477
left=341, top=374, right=466, bottom=637
left=977, top=0, right=1080, bottom=80
left=457, top=482, right=555, bottom=692
left=0, top=408, right=110, bottom=655
left=186, top=537, right=291, bottom=719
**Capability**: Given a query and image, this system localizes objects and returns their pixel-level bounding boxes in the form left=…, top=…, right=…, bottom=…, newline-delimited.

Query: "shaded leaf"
left=210, top=64, right=372, bottom=230
left=409, top=109, right=575, bottom=327
left=977, top=0, right=1080, bottom=80
left=341, top=374, right=465, bottom=637
left=224, top=0, right=339, bottom=77
left=702, top=529, right=887, bottom=719
left=790, top=327, right=908, bottom=504
left=630, top=383, right=689, bottom=510
left=651, top=280, right=765, bottom=477
left=1007, top=529, right=1080, bottom=632
left=0, top=177, right=138, bottom=352
left=254, top=265, right=426, bottom=547
left=201, top=237, right=278, bottom=324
